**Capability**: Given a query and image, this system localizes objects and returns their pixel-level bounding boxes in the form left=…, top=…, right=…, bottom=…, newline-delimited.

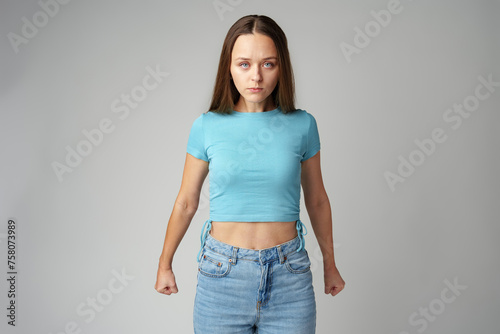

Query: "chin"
left=242, top=94, right=270, bottom=103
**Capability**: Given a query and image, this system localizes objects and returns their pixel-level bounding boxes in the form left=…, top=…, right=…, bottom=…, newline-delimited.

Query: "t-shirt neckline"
left=230, top=106, right=281, bottom=117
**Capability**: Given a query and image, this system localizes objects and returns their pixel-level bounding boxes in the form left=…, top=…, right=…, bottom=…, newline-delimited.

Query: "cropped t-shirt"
left=186, top=106, right=320, bottom=222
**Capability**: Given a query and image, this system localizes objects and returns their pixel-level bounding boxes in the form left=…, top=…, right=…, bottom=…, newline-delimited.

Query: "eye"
left=239, top=63, right=249, bottom=69
left=263, top=62, right=274, bottom=68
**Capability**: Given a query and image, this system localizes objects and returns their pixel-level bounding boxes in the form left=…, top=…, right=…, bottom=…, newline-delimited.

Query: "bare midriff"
left=210, top=221, right=299, bottom=250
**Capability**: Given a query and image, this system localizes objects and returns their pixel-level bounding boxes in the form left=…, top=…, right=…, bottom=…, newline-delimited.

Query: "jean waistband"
left=196, top=219, right=308, bottom=263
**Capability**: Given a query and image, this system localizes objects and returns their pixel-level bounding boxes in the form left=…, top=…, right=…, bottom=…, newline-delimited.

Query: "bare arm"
left=155, top=153, right=208, bottom=294
left=301, top=150, right=345, bottom=296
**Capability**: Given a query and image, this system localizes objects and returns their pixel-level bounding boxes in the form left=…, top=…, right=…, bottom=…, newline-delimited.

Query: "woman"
left=155, top=14, right=345, bottom=333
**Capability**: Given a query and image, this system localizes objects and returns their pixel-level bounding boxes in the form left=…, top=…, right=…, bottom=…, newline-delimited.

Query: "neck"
left=234, top=98, right=276, bottom=113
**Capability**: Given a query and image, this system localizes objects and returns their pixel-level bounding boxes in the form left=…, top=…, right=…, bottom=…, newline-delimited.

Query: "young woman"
left=155, top=14, right=345, bottom=333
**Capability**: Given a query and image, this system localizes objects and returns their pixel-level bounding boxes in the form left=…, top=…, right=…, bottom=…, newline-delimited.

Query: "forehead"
left=231, top=33, right=277, bottom=59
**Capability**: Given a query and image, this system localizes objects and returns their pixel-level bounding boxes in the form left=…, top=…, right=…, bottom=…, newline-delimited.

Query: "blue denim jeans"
left=193, top=220, right=316, bottom=333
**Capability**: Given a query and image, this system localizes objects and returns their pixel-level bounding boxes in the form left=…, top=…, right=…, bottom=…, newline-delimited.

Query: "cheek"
left=230, top=74, right=246, bottom=93
left=230, top=64, right=240, bottom=77
left=230, top=66, right=240, bottom=79
left=265, top=71, right=279, bottom=86
left=232, top=75, right=243, bottom=88
left=231, top=71, right=247, bottom=87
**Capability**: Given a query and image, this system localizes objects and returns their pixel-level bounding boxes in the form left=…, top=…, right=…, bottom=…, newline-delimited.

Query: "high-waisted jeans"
left=193, top=219, right=316, bottom=334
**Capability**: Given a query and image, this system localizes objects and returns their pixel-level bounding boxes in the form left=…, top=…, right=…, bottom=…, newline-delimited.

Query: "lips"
left=248, top=88, right=263, bottom=92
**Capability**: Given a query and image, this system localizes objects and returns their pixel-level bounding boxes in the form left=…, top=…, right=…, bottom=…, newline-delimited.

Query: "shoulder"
left=286, top=108, right=316, bottom=118
left=299, top=109, right=319, bottom=126
left=200, top=110, right=230, bottom=122
left=189, top=111, right=228, bottom=133
left=300, top=109, right=317, bottom=120
left=190, top=113, right=205, bottom=130
left=191, top=110, right=221, bottom=124
left=285, top=108, right=317, bottom=126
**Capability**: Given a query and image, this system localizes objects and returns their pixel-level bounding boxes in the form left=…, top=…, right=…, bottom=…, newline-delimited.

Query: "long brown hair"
left=209, top=15, right=296, bottom=114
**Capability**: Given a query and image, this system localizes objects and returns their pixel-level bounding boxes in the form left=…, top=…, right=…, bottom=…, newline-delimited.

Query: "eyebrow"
left=234, top=56, right=278, bottom=61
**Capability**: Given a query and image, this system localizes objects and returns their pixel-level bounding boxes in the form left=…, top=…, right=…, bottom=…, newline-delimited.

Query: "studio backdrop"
left=1, top=0, right=499, bottom=333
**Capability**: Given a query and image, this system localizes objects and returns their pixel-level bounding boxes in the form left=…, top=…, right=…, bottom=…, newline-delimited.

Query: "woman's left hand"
left=324, top=265, right=345, bottom=296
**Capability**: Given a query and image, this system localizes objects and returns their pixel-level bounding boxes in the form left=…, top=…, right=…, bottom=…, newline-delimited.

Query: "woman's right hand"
left=155, top=267, right=178, bottom=295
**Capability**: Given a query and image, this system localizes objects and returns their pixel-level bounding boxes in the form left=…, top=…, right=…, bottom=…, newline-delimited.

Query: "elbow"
left=305, top=192, right=330, bottom=209
left=174, top=196, right=200, bottom=217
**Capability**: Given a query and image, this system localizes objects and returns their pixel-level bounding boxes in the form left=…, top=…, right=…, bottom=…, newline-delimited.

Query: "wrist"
left=158, top=255, right=172, bottom=271
left=323, top=258, right=337, bottom=270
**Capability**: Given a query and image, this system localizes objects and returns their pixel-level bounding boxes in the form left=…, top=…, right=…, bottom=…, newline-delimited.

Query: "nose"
left=251, top=66, right=262, bottom=82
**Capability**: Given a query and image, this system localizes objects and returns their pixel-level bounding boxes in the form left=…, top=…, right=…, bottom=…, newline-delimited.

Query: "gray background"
left=1, top=0, right=499, bottom=333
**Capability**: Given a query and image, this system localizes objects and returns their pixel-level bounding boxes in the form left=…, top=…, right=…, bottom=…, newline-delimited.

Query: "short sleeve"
left=301, top=112, right=321, bottom=162
left=186, top=114, right=208, bottom=161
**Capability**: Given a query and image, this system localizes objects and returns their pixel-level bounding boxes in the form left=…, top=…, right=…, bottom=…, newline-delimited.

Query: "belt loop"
left=296, top=219, right=308, bottom=252
left=231, top=246, right=238, bottom=265
left=277, top=245, right=285, bottom=264
left=197, top=219, right=212, bottom=262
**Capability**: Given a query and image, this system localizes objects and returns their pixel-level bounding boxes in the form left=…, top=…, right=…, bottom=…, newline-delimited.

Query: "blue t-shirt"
left=186, top=106, right=320, bottom=222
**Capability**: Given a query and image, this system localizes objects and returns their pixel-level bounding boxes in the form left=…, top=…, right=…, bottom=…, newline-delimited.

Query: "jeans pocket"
left=198, top=248, right=232, bottom=278
left=284, top=249, right=311, bottom=274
